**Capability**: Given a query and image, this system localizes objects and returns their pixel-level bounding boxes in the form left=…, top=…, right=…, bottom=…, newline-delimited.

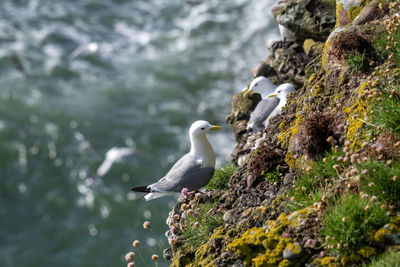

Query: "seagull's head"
left=189, top=120, right=221, bottom=137
left=244, top=76, right=276, bottom=97
left=268, top=83, right=296, bottom=99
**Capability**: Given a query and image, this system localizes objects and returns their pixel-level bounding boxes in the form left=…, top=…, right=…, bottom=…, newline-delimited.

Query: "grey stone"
left=271, top=0, right=336, bottom=41
left=283, top=242, right=304, bottom=260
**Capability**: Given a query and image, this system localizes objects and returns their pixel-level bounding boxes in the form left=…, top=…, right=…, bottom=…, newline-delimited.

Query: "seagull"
left=244, top=77, right=279, bottom=131
left=264, top=83, right=296, bottom=126
left=131, top=120, right=220, bottom=200
left=247, top=82, right=295, bottom=131
left=242, top=76, right=277, bottom=93
left=96, top=147, right=135, bottom=177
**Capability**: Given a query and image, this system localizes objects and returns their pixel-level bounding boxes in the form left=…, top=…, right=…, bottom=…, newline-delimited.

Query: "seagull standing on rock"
left=245, top=76, right=279, bottom=131
left=245, top=77, right=295, bottom=131
left=247, top=83, right=296, bottom=153
left=131, top=120, right=220, bottom=200
left=263, top=83, right=296, bottom=126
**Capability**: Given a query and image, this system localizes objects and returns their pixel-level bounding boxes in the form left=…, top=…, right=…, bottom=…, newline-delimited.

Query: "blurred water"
left=0, top=0, right=279, bottom=266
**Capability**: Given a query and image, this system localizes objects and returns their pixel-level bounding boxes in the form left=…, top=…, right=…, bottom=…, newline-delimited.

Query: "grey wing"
left=150, top=154, right=215, bottom=192
left=248, top=98, right=279, bottom=129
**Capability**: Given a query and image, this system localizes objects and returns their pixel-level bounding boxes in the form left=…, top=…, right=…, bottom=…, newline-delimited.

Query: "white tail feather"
left=144, top=192, right=174, bottom=201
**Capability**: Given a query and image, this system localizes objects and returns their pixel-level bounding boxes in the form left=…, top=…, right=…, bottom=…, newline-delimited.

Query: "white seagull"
left=264, top=83, right=296, bottom=125
left=131, top=120, right=220, bottom=200
left=97, top=147, right=135, bottom=177
left=244, top=77, right=278, bottom=131
left=247, top=81, right=295, bottom=131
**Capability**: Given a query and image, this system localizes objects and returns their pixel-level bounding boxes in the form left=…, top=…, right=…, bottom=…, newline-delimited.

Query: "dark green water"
left=0, top=0, right=279, bottom=266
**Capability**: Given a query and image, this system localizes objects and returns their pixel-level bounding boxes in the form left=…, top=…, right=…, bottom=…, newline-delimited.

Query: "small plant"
left=206, top=162, right=237, bottom=190
left=180, top=201, right=223, bottom=249
left=321, top=194, right=388, bottom=255
left=357, top=159, right=400, bottom=203
left=364, top=250, right=400, bottom=267
left=374, top=16, right=400, bottom=66
left=263, top=166, right=282, bottom=183
left=288, top=149, right=346, bottom=210
left=346, top=50, right=368, bottom=73
left=371, top=81, right=400, bottom=136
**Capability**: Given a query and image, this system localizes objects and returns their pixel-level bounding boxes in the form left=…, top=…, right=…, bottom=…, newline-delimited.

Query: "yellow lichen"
left=277, top=113, right=303, bottom=149
left=374, top=227, right=392, bottom=243
left=341, top=253, right=362, bottom=266
left=284, top=242, right=302, bottom=254
left=192, top=227, right=226, bottom=266
left=278, top=259, right=291, bottom=267
left=342, top=81, right=372, bottom=150
left=228, top=208, right=316, bottom=266
left=348, top=0, right=371, bottom=22
left=319, top=256, right=340, bottom=266
left=357, top=246, right=376, bottom=259
left=335, top=3, right=344, bottom=28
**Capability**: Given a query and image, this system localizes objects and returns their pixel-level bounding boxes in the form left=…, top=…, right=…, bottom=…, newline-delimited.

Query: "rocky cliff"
left=165, top=0, right=400, bottom=266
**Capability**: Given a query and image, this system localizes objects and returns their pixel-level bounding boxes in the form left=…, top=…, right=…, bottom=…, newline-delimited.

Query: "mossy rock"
left=336, top=0, right=374, bottom=27
left=272, top=0, right=336, bottom=41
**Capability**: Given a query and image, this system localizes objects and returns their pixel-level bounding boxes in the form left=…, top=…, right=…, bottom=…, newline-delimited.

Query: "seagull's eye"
left=201, top=127, right=205, bottom=130
left=255, top=83, right=258, bottom=86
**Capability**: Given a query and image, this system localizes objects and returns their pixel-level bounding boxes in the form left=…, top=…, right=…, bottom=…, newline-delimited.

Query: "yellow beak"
left=268, top=94, right=277, bottom=98
left=210, top=125, right=221, bottom=131
left=243, top=89, right=252, bottom=97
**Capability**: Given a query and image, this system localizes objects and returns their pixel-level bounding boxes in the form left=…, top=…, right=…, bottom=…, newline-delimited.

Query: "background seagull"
left=243, top=76, right=277, bottom=94
left=245, top=76, right=279, bottom=131
left=131, top=120, right=220, bottom=201
left=96, top=147, right=135, bottom=177
left=264, top=83, right=296, bottom=127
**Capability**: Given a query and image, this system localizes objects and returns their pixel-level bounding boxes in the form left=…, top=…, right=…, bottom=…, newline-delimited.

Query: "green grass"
left=288, top=149, right=346, bottom=210
left=181, top=201, right=223, bottom=249
left=374, top=29, right=400, bottom=67
left=346, top=51, right=368, bottom=73
left=357, top=159, right=400, bottom=203
left=372, top=81, right=400, bottom=136
left=205, top=162, right=237, bottom=190
left=321, top=194, right=388, bottom=255
left=264, top=166, right=283, bottom=183
left=364, top=250, right=400, bottom=267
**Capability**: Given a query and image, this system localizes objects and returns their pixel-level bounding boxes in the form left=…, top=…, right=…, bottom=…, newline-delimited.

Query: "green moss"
left=321, top=193, right=389, bottom=256
left=206, top=162, right=237, bottom=190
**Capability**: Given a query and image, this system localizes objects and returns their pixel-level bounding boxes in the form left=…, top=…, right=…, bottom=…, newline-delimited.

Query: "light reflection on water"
left=0, top=0, right=279, bottom=266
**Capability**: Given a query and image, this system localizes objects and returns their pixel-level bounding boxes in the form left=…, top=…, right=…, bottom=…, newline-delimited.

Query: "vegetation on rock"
left=162, top=1, right=400, bottom=266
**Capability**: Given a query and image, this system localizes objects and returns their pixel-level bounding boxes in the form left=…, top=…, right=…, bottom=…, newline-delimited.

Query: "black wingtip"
left=131, top=186, right=150, bottom=193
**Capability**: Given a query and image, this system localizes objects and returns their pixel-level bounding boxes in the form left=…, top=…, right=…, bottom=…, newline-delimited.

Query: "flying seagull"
left=97, top=147, right=135, bottom=177
left=131, top=120, right=220, bottom=200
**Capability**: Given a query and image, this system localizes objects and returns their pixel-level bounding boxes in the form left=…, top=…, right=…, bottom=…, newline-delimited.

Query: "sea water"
left=0, top=0, right=279, bottom=266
